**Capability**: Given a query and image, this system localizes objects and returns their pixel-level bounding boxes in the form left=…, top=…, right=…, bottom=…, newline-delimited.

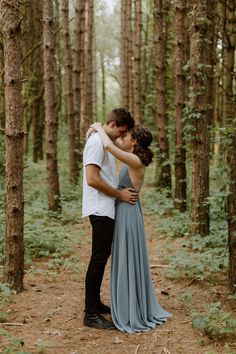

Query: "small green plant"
left=192, top=302, right=236, bottom=339
left=181, top=291, right=192, bottom=303
left=0, top=328, right=30, bottom=354
left=0, top=283, right=13, bottom=323
left=143, top=187, right=174, bottom=217
left=0, top=133, right=5, bottom=176
left=164, top=161, right=229, bottom=281
left=0, top=285, right=30, bottom=354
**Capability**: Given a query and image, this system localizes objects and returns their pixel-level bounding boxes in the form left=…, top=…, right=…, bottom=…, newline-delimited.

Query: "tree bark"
left=155, top=0, right=171, bottom=189
left=189, top=1, right=210, bottom=236
left=62, top=0, right=77, bottom=184
left=127, top=0, right=134, bottom=115
left=21, top=2, right=34, bottom=156
left=212, top=2, right=224, bottom=158
left=1, top=0, right=24, bottom=292
left=81, top=0, right=94, bottom=138
left=32, top=0, right=44, bottom=163
left=133, top=0, right=142, bottom=123
left=100, top=52, right=106, bottom=118
left=54, top=0, right=63, bottom=121
left=120, top=0, right=129, bottom=109
left=174, top=0, right=186, bottom=212
left=74, top=0, right=85, bottom=165
left=225, top=0, right=236, bottom=293
left=0, top=42, right=5, bottom=129
left=43, top=0, right=61, bottom=211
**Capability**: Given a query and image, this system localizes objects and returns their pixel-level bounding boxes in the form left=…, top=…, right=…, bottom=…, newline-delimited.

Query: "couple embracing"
left=82, top=108, right=171, bottom=333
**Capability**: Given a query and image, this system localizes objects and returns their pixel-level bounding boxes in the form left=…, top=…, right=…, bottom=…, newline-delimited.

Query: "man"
left=82, top=108, right=138, bottom=329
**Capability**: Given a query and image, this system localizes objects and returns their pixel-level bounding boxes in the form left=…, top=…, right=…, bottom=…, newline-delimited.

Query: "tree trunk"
left=225, top=0, right=236, bottom=293
left=54, top=0, right=63, bottom=121
left=133, top=0, right=142, bottom=123
left=100, top=52, right=106, bottom=118
left=81, top=0, right=94, bottom=138
left=155, top=0, right=171, bottom=189
left=142, top=11, right=149, bottom=117
left=92, top=21, right=97, bottom=121
left=32, top=0, right=44, bottom=163
left=87, top=0, right=94, bottom=125
left=43, top=0, right=61, bottom=211
left=21, top=2, right=34, bottom=157
left=120, top=0, right=129, bottom=109
left=127, top=0, right=134, bottom=115
left=174, top=0, right=186, bottom=212
left=213, top=2, right=223, bottom=158
left=0, top=43, right=5, bottom=129
left=74, top=0, right=85, bottom=166
left=1, top=0, right=24, bottom=292
left=189, top=1, right=209, bottom=236
left=142, top=3, right=156, bottom=120
left=206, top=1, right=216, bottom=160
left=62, top=0, right=77, bottom=184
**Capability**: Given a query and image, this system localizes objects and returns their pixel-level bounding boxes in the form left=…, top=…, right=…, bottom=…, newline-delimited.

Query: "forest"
left=0, top=0, right=236, bottom=353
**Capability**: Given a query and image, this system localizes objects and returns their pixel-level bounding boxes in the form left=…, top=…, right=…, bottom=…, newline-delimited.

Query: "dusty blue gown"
left=110, top=166, right=171, bottom=333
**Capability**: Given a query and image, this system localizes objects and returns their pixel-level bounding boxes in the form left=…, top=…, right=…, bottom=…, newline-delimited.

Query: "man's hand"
left=119, top=188, right=139, bottom=205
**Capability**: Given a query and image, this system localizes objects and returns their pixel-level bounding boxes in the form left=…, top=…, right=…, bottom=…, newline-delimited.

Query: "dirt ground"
left=0, top=208, right=235, bottom=353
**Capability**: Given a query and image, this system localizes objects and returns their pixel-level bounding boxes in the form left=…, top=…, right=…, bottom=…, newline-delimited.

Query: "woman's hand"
left=90, top=122, right=112, bottom=148
left=85, top=122, right=102, bottom=141
left=90, top=122, right=102, bottom=130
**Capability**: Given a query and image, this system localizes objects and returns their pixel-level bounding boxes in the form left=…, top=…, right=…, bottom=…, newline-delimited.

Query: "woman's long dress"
left=110, top=166, right=171, bottom=333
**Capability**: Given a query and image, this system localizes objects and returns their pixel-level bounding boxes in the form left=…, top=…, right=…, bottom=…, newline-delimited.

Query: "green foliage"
left=142, top=160, right=229, bottom=282
left=155, top=209, right=190, bottom=238
left=166, top=211, right=228, bottom=280
left=144, top=187, right=174, bottom=217
left=0, top=186, right=4, bottom=263
left=0, top=128, right=83, bottom=267
left=192, top=302, right=236, bottom=339
left=0, top=327, right=30, bottom=354
left=0, top=283, right=12, bottom=323
left=182, top=105, right=207, bottom=142
left=212, top=126, right=235, bottom=150
left=181, top=291, right=192, bottom=303
left=0, top=133, right=4, bottom=175
left=22, top=159, right=82, bottom=264
left=0, top=284, right=29, bottom=354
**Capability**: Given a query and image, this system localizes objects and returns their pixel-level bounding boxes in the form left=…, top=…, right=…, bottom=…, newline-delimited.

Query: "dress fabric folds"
left=110, top=165, right=171, bottom=333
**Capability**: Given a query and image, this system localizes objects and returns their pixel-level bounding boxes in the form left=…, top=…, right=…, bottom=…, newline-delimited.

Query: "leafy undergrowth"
left=0, top=138, right=85, bottom=353
left=0, top=156, right=83, bottom=269
left=143, top=163, right=229, bottom=283
left=192, top=302, right=236, bottom=339
left=142, top=163, right=236, bottom=348
left=0, top=144, right=235, bottom=351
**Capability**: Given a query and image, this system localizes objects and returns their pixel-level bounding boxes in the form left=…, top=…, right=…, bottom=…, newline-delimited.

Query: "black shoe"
left=83, top=314, right=115, bottom=330
left=98, top=303, right=111, bottom=314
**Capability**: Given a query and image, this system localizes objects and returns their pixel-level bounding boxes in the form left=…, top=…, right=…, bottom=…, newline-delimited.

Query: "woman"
left=91, top=123, right=171, bottom=333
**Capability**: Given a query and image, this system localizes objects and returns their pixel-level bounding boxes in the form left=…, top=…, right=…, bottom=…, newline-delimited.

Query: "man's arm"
left=86, top=164, right=138, bottom=204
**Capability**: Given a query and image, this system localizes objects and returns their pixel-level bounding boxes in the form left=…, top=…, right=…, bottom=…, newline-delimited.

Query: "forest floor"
left=0, top=165, right=236, bottom=354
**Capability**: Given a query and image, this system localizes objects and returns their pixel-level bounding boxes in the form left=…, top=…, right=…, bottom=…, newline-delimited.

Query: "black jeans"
left=85, top=215, right=114, bottom=315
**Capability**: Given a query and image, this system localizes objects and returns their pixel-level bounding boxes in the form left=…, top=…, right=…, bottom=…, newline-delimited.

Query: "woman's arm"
left=114, top=137, right=124, bottom=149
left=90, top=123, right=142, bottom=168
left=106, top=143, right=142, bottom=168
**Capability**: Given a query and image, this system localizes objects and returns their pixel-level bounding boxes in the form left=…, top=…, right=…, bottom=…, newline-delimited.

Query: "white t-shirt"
left=82, top=133, right=117, bottom=219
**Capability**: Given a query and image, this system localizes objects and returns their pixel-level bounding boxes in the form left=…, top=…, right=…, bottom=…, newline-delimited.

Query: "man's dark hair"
left=106, top=108, right=135, bottom=129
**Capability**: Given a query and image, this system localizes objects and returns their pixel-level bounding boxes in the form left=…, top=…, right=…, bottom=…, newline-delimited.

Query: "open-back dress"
left=110, top=165, right=171, bottom=333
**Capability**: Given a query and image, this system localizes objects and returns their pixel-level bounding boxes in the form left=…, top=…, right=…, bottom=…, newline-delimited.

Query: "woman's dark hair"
left=131, top=125, right=153, bottom=166
left=106, top=108, right=135, bottom=130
